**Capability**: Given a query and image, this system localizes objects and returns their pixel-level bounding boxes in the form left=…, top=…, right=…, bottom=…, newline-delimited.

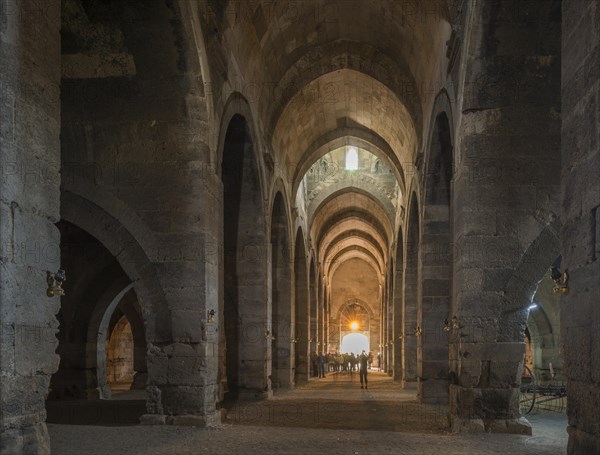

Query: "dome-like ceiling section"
left=200, top=0, right=452, bottom=289
left=298, top=147, right=401, bottom=284
left=201, top=0, right=452, bottom=173
left=273, top=69, right=418, bottom=179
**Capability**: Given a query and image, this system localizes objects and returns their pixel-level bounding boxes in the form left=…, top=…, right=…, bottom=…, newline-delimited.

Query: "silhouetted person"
left=311, top=351, right=318, bottom=377
left=318, top=353, right=326, bottom=378
left=359, top=351, right=369, bottom=389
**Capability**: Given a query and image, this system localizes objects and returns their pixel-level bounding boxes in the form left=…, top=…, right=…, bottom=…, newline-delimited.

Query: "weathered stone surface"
left=0, top=0, right=595, bottom=451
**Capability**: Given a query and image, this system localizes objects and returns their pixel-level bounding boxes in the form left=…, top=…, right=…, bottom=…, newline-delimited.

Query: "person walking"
left=359, top=350, right=369, bottom=389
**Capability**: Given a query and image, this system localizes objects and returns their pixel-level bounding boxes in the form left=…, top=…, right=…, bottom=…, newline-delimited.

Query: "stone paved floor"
left=48, top=372, right=568, bottom=454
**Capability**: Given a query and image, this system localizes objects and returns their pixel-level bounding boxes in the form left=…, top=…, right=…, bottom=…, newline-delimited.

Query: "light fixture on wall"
left=291, top=338, right=299, bottom=343
left=414, top=326, right=422, bottom=336
left=551, top=267, right=569, bottom=294
left=444, top=316, right=461, bottom=331
left=207, top=309, right=215, bottom=323
left=265, top=330, right=275, bottom=341
left=443, top=319, right=451, bottom=332
left=46, top=270, right=66, bottom=297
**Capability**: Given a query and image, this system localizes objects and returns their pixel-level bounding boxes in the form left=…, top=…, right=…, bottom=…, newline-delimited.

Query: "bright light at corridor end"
left=350, top=321, right=359, bottom=331
left=345, top=146, right=359, bottom=170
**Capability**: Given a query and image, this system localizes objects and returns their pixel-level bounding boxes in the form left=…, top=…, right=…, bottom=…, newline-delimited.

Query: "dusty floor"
left=48, top=372, right=568, bottom=454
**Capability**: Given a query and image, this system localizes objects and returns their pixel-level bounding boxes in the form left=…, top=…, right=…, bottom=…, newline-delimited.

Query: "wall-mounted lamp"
left=443, top=319, right=451, bottom=332
left=414, top=326, right=423, bottom=336
left=47, top=270, right=66, bottom=297
left=207, top=309, right=215, bottom=323
left=444, top=316, right=461, bottom=331
left=265, top=330, right=275, bottom=341
left=291, top=338, right=299, bottom=343
left=397, top=333, right=404, bottom=340
left=551, top=267, right=569, bottom=294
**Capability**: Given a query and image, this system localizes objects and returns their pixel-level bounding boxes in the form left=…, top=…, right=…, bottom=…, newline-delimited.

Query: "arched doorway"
left=341, top=333, right=370, bottom=355
left=339, top=302, right=371, bottom=355
left=106, top=316, right=135, bottom=392
left=48, top=221, right=147, bottom=401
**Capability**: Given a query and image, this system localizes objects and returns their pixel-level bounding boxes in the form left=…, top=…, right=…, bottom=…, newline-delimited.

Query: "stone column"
left=142, top=172, right=222, bottom=426
left=393, top=257, right=403, bottom=381
left=403, top=205, right=419, bottom=383
left=450, top=0, right=561, bottom=433
left=318, top=274, right=324, bottom=353
left=561, top=0, right=600, bottom=452
left=294, top=248, right=309, bottom=385
left=387, top=275, right=394, bottom=376
left=381, top=282, right=388, bottom=371
left=309, top=269, right=317, bottom=366
left=0, top=1, right=61, bottom=452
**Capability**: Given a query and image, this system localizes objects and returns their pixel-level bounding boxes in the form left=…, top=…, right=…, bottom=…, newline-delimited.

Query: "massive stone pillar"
left=561, top=1, right=600, bottom=452
left=419, top=112, right=453, bottom=404
left=294, top=233, right=309, bottom=384
left=309, top=261, right=317, bottom=364
left=0, top=1, right=61, bottom=452
left=387, top=273, right=394, bottom=375
left=393, top=240, right=404, bottom=381
left=450, top=0, right=561, bottom=433
left=403, top=197, right=419, bottom=383
left=271, top=194, right=292, bottom=389
left=380, top=282, right=386, bottom=370
left=318, top=273, right=324, bottom=353
left=58, top=0, right=221, bottom=426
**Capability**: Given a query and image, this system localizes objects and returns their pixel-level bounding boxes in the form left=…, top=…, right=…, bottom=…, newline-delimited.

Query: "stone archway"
left=94, top=284, right=135, bottom=399
left=106, top=316, right=135, bottom=391
left=339, top=301, right=371, bottom=354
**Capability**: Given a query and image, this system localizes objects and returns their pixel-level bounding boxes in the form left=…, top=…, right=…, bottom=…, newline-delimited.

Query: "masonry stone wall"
left=0, top=2, right=597, bottom=452
left=448, top=0, right=562, bottom=433
left=561, top=0, right=600, bottom=452
left=0, top=1, right=61, bottom=452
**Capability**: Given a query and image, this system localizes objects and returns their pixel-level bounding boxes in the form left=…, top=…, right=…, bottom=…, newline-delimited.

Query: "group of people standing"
left=310, top=351, right=373, bottom=389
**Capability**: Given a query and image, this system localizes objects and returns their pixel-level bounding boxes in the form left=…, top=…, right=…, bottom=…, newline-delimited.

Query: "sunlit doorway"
left=340, top=332, right=370, bottom=355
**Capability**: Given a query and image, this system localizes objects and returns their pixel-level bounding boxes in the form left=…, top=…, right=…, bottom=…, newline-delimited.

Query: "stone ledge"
left=140, top=411, right=221, bottom=427
left=451, top=416, right=532, bottom=435
left=237, top=389, right=273, bottom=401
